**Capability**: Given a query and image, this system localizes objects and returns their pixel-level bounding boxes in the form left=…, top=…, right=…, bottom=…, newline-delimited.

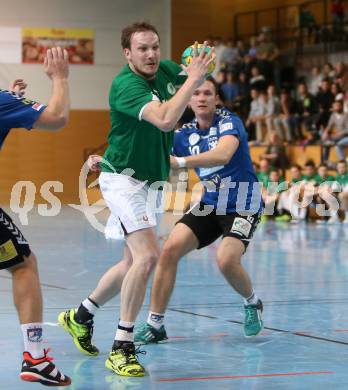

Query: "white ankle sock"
left=21, top=323, right=45, bottom=359
left=244, top=292, right=259, bottom=306
left=115, top=320, right=134, bottom=342
left=147, top=311, right=165, bottom=330
left=82, top=297, right=99, bottom=315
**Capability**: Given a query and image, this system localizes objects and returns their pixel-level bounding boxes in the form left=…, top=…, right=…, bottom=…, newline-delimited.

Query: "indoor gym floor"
left=1, top=206, right=348, bottom=390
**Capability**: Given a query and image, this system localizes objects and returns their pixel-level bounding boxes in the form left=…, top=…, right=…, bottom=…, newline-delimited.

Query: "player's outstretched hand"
left=8, top=79, right=27, bottom=96
left=88, top=154, right=102, bottom=172
left=181, top=41, right=215, bottom=85
left=44, top=47, right=69, bottom=80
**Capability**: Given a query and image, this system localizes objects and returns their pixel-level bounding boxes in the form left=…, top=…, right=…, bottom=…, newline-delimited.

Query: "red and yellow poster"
left=22, top=28, right=94, bottom=64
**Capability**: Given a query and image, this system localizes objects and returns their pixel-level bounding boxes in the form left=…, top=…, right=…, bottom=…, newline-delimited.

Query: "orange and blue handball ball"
left=181, top=44, right=216, bottom=76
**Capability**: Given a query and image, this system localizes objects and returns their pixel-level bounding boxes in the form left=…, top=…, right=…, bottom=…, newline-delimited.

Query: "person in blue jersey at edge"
left=135, top=76, right=264, bottom=343
left=0, top=47, right=71, bottom=386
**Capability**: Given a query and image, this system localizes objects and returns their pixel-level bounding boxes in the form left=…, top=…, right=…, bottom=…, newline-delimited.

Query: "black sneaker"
left=20, top=349, right=71, bottom=386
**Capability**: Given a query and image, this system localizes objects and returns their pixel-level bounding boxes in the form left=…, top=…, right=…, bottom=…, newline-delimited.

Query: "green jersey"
left=315, top=175, right=335, bottom=185
left=291, top=175, right=305, bottom=184
left=256, top=171, right=269, bottom=187
left=335, top=172, right=348, bottom=187
left=102, top=60, right=185, bottom=184
left=303, top=174, right=320, bottom=185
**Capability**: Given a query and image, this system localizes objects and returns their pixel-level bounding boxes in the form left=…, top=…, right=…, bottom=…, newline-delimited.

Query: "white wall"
left=0, top=0, right=171, bottom=109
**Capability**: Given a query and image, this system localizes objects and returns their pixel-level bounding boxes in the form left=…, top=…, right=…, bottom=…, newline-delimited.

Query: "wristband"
left=175, top=157, right=187, bottom=168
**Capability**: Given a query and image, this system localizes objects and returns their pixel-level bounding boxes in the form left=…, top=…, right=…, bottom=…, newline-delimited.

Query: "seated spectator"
left=303, top=160, right=320, bottom=184
left=248, top=36, right=258, bottom=59
left=321, top=98, right=348, bottom=162
left=276, top=89, right=298, bottom=141
left=262, top=169, right=287, bottom=219
left=220, top=38, right=240, bottom=73
left=336, top=160, right=348, bottom=223
left=236, top=71, right=250, bottom=120
left=277, top=164, right=308, bottom=222
left=333, top=62, right=348, bottom=90
left=265, top=85, right=282, bottom=139
left=246, top=88, right=267, bottom=143
left=316, top=78, right=334, bottom=130
left=249, top=65, right=267, bottom=91
left=256, top=158, right=271, bottom=187
left=314, top=163, right=337, bottom=223
left=322, top=62, right=335, bottom=81
left=236, top=39, right=246, bottom=58
left=295, top=82, right=318, bottom=142
left=330, top=82, right=342, bottom=100
left=261, top=130, right=289, bottom=172
left=308, top=66, right=322, bottom=95
left=221, top=72, right=240, bottom=108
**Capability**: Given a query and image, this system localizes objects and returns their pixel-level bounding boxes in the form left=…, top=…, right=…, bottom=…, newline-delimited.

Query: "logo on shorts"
left=167, top=82, right=176, bottom=95
left=143, top=215, right=149, bottom=222
left=27, top=327, right=42, bottom=343
left=0, top=240, right=18, bottom=262
left=231, top=218, right=251, bottom=237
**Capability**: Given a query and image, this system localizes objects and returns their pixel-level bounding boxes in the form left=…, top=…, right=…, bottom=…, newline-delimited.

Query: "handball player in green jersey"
left=58, top=21, right=215, bottom=377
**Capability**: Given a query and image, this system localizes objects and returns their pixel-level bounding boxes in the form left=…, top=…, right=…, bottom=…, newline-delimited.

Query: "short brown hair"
left=121, top=22, right=160, bottom=49
left=205, top=76, right=219, bottom=95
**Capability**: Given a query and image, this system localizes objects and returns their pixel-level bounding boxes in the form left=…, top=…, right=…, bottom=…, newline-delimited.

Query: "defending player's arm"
left=172, top=135, right=239, bottom=169
left=34, top=47, right=70, bottom=130
left=142, top=42, right=215, bottom=132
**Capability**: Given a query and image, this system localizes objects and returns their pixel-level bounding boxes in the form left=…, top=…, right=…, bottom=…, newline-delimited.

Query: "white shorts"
left=99, top=172, right=164, bottom=239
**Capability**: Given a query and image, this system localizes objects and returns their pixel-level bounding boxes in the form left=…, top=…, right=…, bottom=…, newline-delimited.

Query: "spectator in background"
left=256, top=31, right=280, bottom=84
left=246, top=88, right=267, bottom=143
left=277, top=89, right=298, bottom=141
left=257, top=158, right=271, bottom=187
left=221, top=72, right=240, bottom=108
left=241, top=54, right=256, bottom=79
left=336, top=160, right=348, bottom=223
left=322, top=62, right=335, bottom=81
left=314, top=164, right=337, bottom=223
left=322, top=99, right=348, bottom=161
left=330, top=82, right=342, bottom=100
left=249, top=65, right=267, bottom=91
left=262, top=169, right=287, bottom=220
left=299, top=6, right=318, bottom=44
left=236, top=39, right=247, bottom=58
left=236, top=71, right=250, bottom=120
left=331, top=0, right=345, bottom=40
left=296, top=82, right=318, bottom=142
left=303, top=160, right=319, bottom=184
left=316, top=78, right=334, bottom=130
left=276, top=164, right=307, bottom=222
left=248, top=36, right=258, bottom=59
left=266, top=85, right=281, bottom=139
left=334, top=62, right=348, bottom=91
left=261, top=130, right=289, bottom=172
left=308, top=66, right=322, bottom=95
left=220, top=38, right=240, bottom=73
left=212, top=36, right=226, bottom=78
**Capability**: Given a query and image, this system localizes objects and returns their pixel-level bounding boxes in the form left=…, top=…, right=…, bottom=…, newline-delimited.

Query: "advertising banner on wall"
left=22, top=28, right=94, bottom=64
